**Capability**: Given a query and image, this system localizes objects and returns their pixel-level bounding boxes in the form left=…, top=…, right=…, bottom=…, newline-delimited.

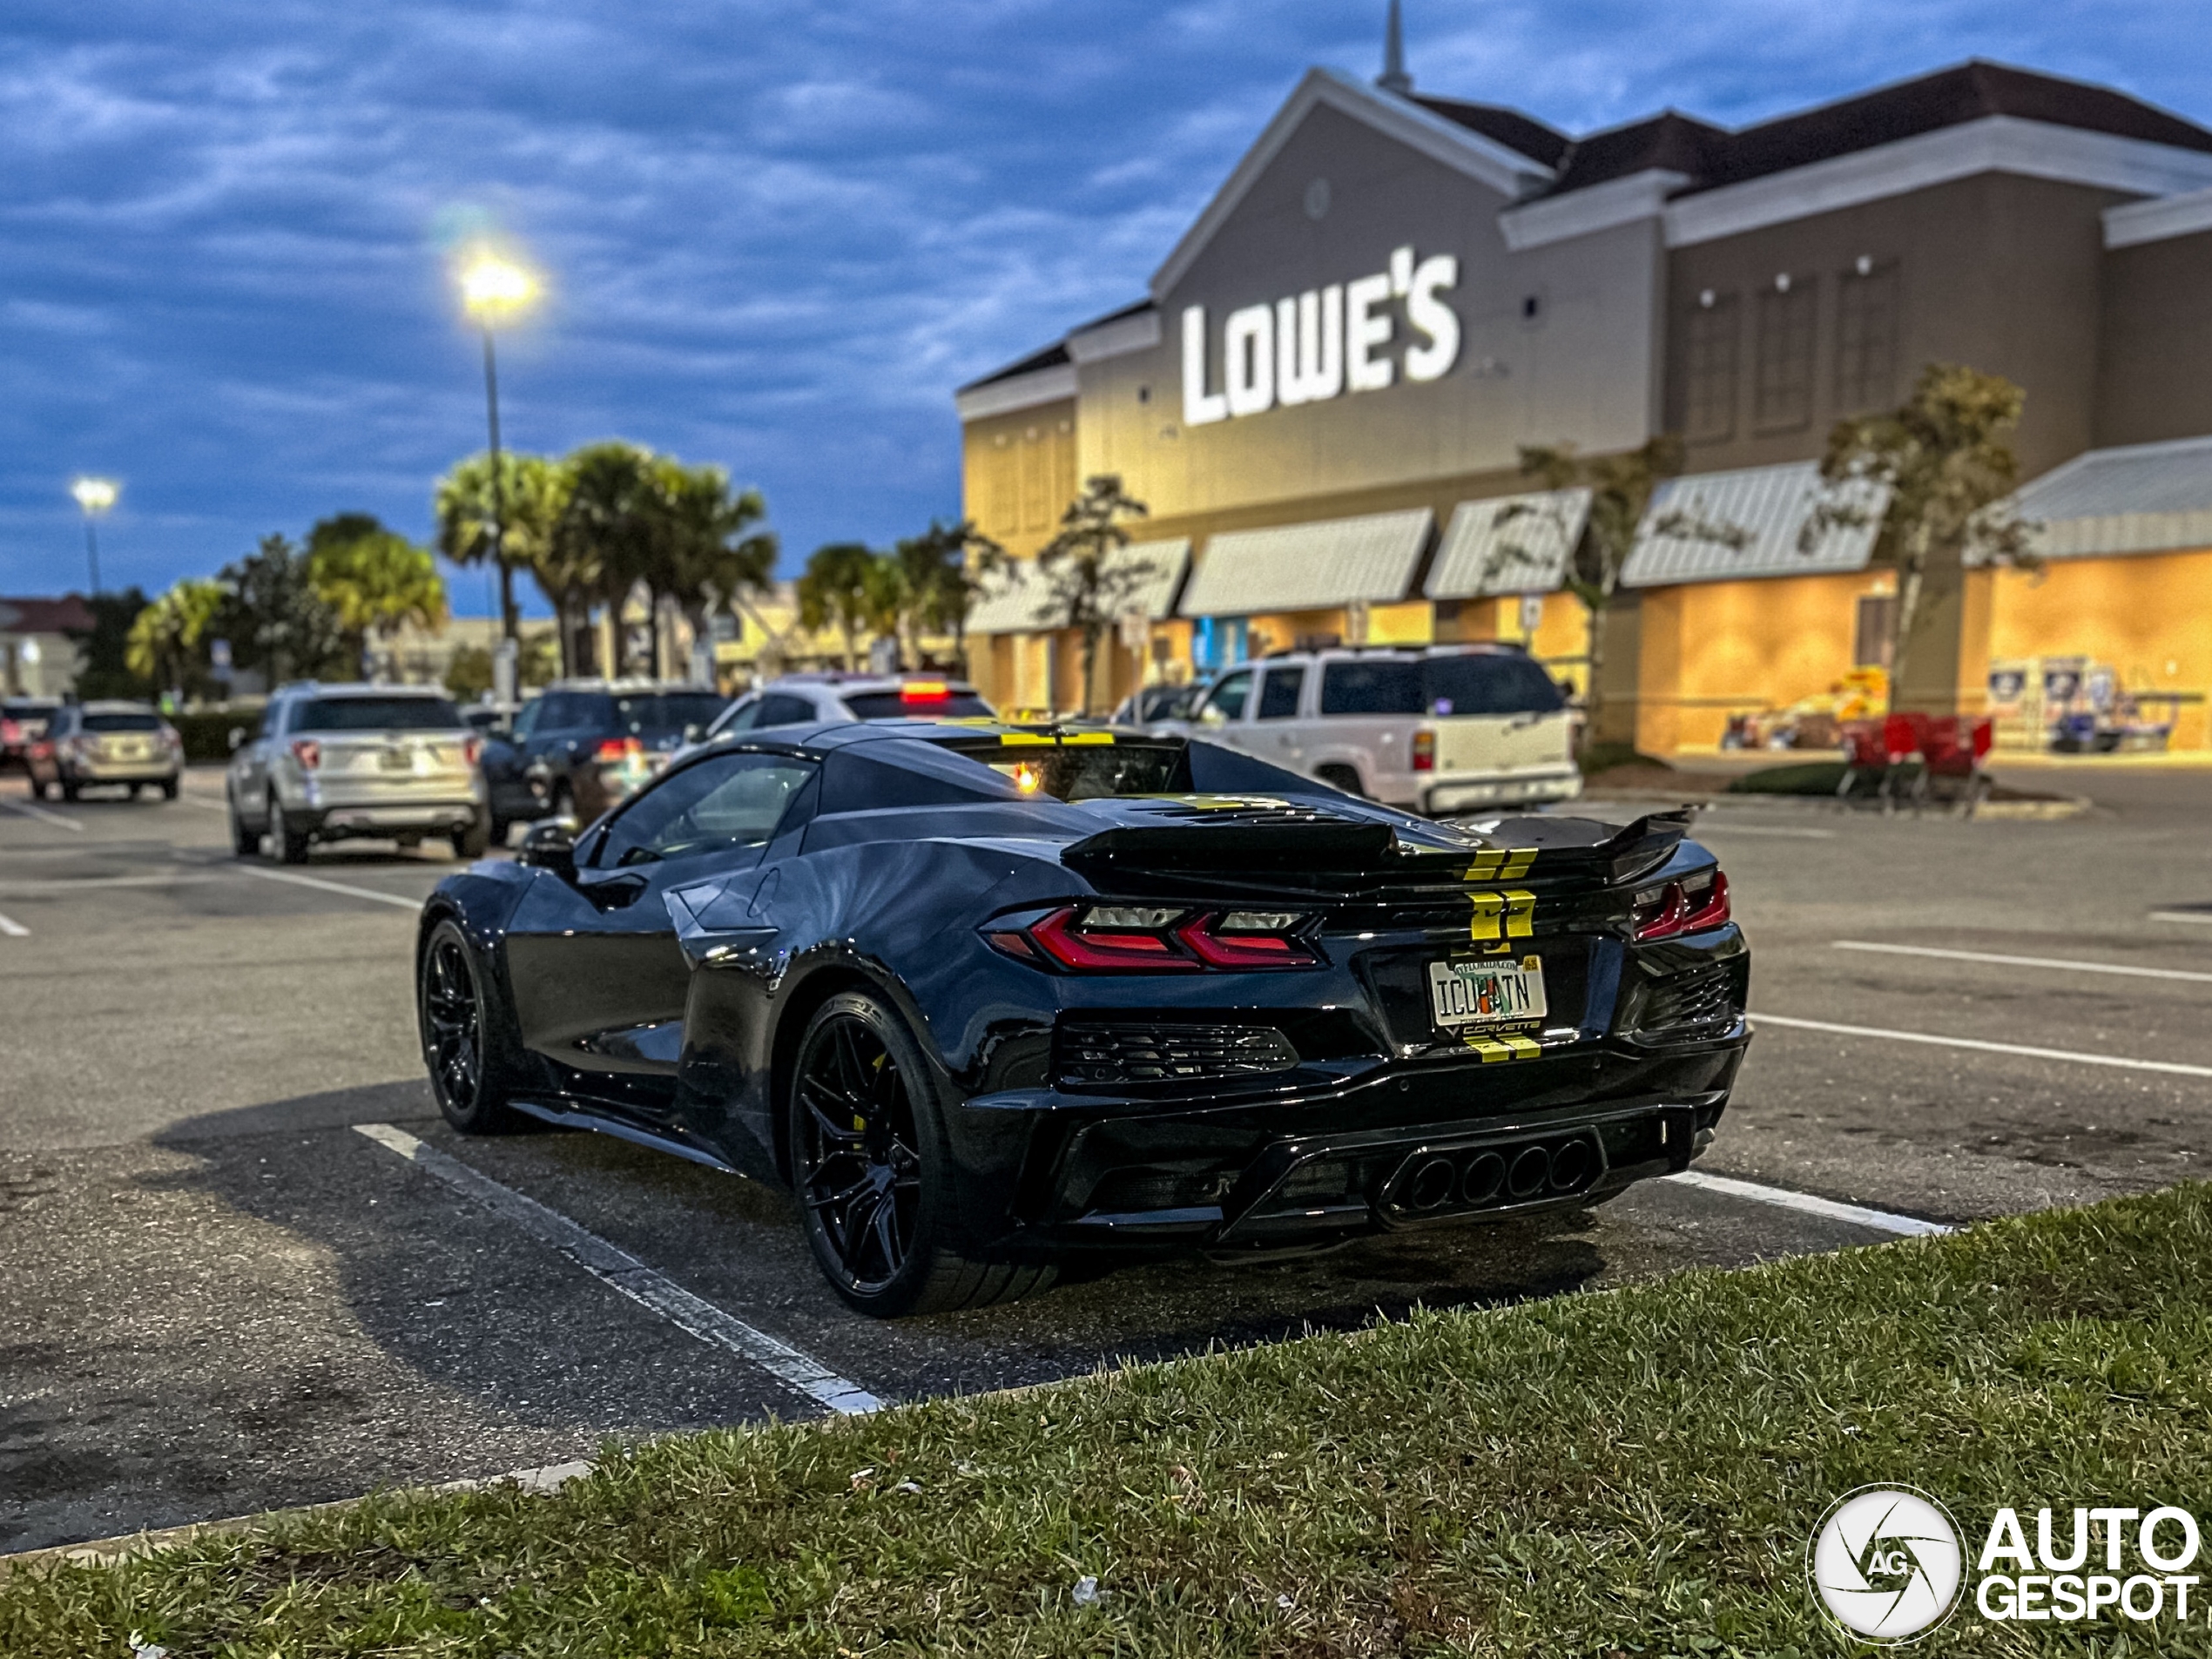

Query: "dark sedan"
left=415, top=722, right=1749, bottom=1316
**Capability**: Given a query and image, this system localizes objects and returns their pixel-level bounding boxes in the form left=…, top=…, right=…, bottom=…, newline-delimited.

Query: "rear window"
left=841, top=691, right=994, bottom=721
left=295, top=697, right=464, bottom=732
left=959, top=741, right=1187, bottom=802
left=83, top=711, right=164, bottom=732
left=1318, top=656, right=1565, bottom=718
left=609, top=693, right=728, bottom=734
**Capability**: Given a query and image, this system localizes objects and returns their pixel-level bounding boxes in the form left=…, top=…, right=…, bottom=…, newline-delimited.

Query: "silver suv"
left=225, top=684, right=488, bottom=863
left=706, top=672, right=993, bottom=735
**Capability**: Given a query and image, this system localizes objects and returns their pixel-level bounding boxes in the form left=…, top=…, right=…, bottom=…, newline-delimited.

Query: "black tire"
left=489, top=815, right=511, bottom=849
left=226, top=790, right=259, bottom=857
left=160, top=777, right=179, bottom=801
left=268, top=795, right=311, bottom=864
left=451, top=815, right=490, bottom=860
left=25, top=775, right=44, bottom=801
left=1314, top=764, right=1365, bottom=798
left=550, top=780, right=577, bottom=824
left=417, top=918, right=529, bottom=1133
left=788, top=990, right=1055, bottom=1318
left=59, top=775, right=79, bottom=803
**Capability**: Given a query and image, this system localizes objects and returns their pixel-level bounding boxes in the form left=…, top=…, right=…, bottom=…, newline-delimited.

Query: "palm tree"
left=435, top=453, right=578, bottom=670
left=645, top=457, right=778, bottom=680
left=1035, top=475, right=1152, bottom=714
left=892, top=518, right=1003, bottom=673
left=795, top=543, right=879, bottom=671
left=305, top=514, right=447, bottom=676
left=554, top=442, right=660, bottom=676
left=125, top=579, right=226, bottom=697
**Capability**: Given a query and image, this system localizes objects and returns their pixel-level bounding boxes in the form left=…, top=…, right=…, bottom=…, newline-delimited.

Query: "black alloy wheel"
left=787, top=991, right=1059, bottom=1318
left=226, top=789, right=258, bottom=856
left=418, top=920, right=523, bottom=1133
left=794, top=1008, right=925, bottom=1297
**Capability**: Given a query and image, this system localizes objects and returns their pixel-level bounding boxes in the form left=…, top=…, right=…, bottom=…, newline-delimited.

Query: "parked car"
left=2, top=697, right=61, bottom=772
left=705, top=672, right=994, bottom=738
left=1162, top=645, right=1582, bottom=815
left=225, top=684, right=487, bottom=863
left=414, top=717, right=1744, bottom=1316
left=26, top=702, right=183, bottom=800
left=1109, top=682, right=1203, bottom=727
left=479, top=680, right=731, bottom=836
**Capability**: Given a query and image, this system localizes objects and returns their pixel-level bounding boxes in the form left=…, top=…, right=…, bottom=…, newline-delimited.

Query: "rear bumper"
left=300, top=800, right=480, bottom=836
left=1425, top=770, right=1583, bottom=814
left=955, top=1026, right=1746, bottom=1252
left=65, top=759, right=179, bottom=783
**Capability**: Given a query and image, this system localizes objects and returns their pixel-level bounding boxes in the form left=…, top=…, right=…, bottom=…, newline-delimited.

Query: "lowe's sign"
left=1181, top=245, right=1459, bottom=427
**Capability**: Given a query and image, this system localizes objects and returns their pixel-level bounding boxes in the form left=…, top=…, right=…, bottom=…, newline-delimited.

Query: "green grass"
left=9, top=1185, right=2212, bottom=1656
left=1724, top=760, right=1860, bottom=794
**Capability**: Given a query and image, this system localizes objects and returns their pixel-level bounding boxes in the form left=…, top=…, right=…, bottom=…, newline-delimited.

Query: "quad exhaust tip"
left=1386, top=1130, right=1604, bottom=1220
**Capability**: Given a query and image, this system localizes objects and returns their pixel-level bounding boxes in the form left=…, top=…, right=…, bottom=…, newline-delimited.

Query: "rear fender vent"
left=1055, top=1022, right=1298, bottom=1088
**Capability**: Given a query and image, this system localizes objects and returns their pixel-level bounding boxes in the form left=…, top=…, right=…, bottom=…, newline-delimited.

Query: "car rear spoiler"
left=1062, top=806, right=1695, bottom=889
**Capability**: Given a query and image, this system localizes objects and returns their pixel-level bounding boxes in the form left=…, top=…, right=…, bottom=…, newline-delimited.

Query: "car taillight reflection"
left=1632, top=871, right=1730, bottom=941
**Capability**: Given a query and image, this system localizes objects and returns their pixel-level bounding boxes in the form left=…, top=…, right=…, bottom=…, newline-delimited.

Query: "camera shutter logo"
left=1810, top=1487, right=1965, bottom=1642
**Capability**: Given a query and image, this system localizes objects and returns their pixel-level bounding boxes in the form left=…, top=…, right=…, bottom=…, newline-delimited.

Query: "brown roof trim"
left=1411, top=95, right=1571, bottom=168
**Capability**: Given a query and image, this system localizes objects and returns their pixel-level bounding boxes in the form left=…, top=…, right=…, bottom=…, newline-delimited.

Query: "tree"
left=1809, top=363, right=2037, bottom=711
left=435, top=453, right=578, bottom=670
left=893, top=519, right=1004, bottom=674
left=214, top=535, right=347, bottom=686
left=645, top=457, right=777, bottom=680
left=125, top=579, right=225, bottom=698
left=1497, top=438, right=1727, bottom=749
left=795, top=543, right=880, bottom=670
left=70, top=587, right=155, bottom=700
left=554, top=442, right=661, bottom=676
left=306, top=514, right=447, bottom=674
left=1035, top=475, right=1152, bottom=715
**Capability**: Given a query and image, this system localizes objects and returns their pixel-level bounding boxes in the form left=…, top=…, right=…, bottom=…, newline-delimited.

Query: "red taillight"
left=0, top=721, right=17, bottom=744
left=1029, top=907, right=1197, bottom=973
left=1633, top=871, right=1730, bottom=941
left=1175, top=912, right=1318, bottom=968
left=1412, top=730, right=1435, bottom=772
left=290, top=738, right=321, bottom=771
left=596, top=737, right=642, bottom=764
left=462, top=735, right=483, bottom=768
left=900, top=679, right=951, bottom=705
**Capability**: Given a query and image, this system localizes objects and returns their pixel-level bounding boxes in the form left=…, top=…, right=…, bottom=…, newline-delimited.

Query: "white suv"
left=707, top=672, right=994, bottom=735
left=1170, top=645, right=1581, bottom=815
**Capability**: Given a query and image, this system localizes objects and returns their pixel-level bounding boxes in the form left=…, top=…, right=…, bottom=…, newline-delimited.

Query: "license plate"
left=379, top=747, right=416, bottom=772
left=1428, top=956, right=1547, bottom=1029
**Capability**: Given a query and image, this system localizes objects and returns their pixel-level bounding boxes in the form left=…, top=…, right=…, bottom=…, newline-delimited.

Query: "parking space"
left=4, top=763, right=2209, bottom=1552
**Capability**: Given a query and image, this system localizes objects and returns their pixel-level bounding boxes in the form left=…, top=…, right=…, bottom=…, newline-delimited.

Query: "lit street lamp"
left=71, top=477, right=118, bottom=595
left=457, top=249, right=540, bottom=644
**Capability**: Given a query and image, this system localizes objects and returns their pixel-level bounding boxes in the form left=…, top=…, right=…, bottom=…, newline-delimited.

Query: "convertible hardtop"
left=703, top=718, right=1692, bottom=891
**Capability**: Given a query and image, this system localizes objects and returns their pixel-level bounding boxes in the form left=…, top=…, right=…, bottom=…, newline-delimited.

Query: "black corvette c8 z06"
left=414, top=720, right=1750, bottom=1317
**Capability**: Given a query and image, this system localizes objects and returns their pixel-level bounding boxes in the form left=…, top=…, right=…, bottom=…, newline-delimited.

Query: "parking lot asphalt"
left=4, top=761, right=2209, bottom=1550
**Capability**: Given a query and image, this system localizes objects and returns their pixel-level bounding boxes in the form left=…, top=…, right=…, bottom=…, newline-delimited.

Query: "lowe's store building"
left=954, top=56, right=2212, bottom=754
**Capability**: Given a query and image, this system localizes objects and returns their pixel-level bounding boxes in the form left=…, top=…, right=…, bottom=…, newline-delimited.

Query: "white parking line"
left=1751, top=1011, right=2212, bottom=1079
left=0, top=910, right=27, bottom=937
left=1662, top=1170, right=1952, bottom=1236
left=0, top=799, right=83, bottom=831
left=234, top=865, right=422, bottom=911
left=2150, top=911, right=2212, bottom=927
left=0, top=873, right=215, bottom=892
left=354, top=1123, right=880, bottom=1416
left=1834, top=940, right=2212, bottom=984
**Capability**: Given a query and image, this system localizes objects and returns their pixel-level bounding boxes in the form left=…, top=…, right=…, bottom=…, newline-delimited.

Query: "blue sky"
left=4, top=0, right=2209, bottom=614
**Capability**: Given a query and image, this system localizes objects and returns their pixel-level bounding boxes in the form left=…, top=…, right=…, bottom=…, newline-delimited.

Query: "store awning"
left=1621, top=462, right=1890, bottom=588
left=964, top=539, right=1190, bottom=636
left=1178, top=508, right=1432, bottom=617
left=1425, top=489, right=1592, bottom=599
left=2011, top=434, right=2212, bottom=558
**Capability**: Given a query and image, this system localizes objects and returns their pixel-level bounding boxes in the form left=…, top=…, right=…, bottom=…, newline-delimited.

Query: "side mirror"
left=517, top=820, right=577, bottom=873
left=226, top=725, right=246, bottom=752
left=683, top=722, right=704, bottom=742
left=1198, top=704, right=1225, bottom=726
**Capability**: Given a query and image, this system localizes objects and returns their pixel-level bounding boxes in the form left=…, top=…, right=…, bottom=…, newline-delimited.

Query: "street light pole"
left=481, top=326, right=514, bottom=641
left=71, top=478, right=118, bottom=596
left=457, top=248, right=540, bottom=649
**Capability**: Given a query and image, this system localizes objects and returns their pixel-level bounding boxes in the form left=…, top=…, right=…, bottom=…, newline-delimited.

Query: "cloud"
left=0, top=0, right=2208, bottom=605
